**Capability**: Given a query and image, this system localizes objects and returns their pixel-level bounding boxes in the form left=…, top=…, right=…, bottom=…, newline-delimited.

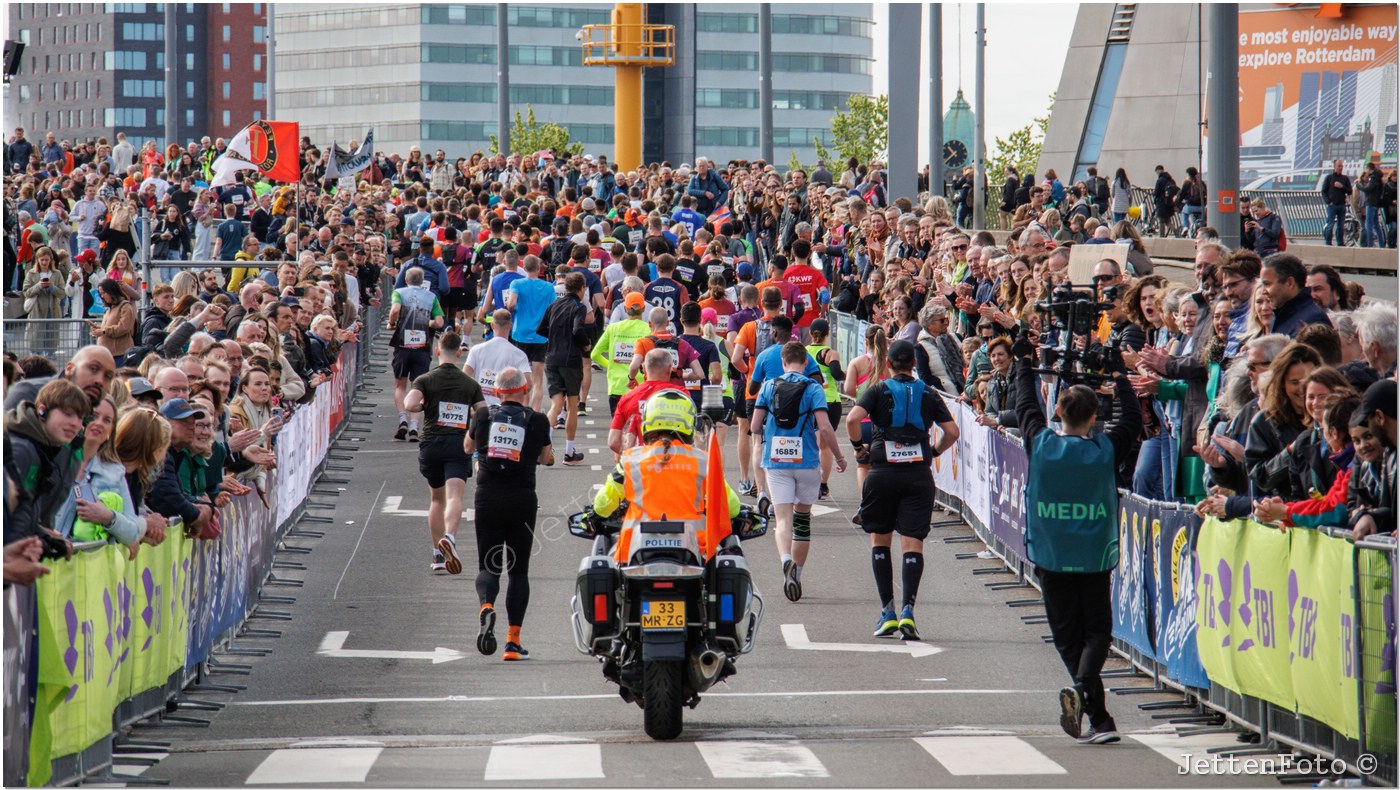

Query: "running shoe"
left=437, top=535, right=462, bottom=575
left=476, top=606, right=498, bottom=656
left=395, top=421, right=409, bottom=441
left=502, top=641, right=530, bottom=661
left=757, top=493, right=773, bottom=520
left=1058, top=686, right=1083, bottom=739
left=873, top=608, right=900, bottom=638
left=408, top=428, right=419, bottom=443
left=430, top=551, right=446, bottom=573
left=738, top=479, right=755, bottom=497
left=563, top=451, right=586, bottom=466
left=818, top=483, right=830, bottom=500
left=555, top=413, right=567, bottom=430
left=577, top=402, right=588, bottom=416
left=898, top=605, right=920, bottom=641
left=1077, top=728, right=1120, bottom=745
left=782, top=559, right=802, bottom=602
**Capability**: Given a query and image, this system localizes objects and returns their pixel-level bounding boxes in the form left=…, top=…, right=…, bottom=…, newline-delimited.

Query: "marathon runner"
left=464, top=309, right=530, bottom=407
left=538, top=272, right=593, bottom=465
left=591, top=292, right=652, bottom=415
left=465, top=367, right=553, bottom=660
left=751, top=341, right=847, bottom=602
left=504, top=256, right=555, bottom=411
left=389, top=266, right=445, bottom=442
left=404, top=331, right=485, bottom=574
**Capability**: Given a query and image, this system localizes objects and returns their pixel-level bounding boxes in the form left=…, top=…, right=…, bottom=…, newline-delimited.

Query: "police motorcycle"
left=568, top=501, right=768, bottom=740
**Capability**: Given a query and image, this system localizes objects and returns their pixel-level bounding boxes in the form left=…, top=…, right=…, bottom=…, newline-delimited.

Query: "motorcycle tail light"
left=593, top=593, right=610, bottom=623
left=653, top=581, right=674, bottom=589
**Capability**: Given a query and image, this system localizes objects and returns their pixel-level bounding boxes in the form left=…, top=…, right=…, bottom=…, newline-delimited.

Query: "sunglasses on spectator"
left=1092, top=274, right=1116, bottom=284
left=950, top=244, right=969, bottom=251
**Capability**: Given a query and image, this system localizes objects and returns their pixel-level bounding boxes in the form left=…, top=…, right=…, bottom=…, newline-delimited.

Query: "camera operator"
left=1012, top=326, right=1140, bottom=746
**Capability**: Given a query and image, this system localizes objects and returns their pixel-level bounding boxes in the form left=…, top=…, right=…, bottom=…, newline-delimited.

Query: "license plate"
left=640, top=599, right=685, bottom=630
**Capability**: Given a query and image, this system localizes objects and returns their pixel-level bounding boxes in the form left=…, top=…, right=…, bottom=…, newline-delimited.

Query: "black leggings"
left=473, top=489, right=538, bottom=627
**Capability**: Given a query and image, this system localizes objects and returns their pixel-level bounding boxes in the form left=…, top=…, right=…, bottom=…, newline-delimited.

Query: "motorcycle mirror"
left=735, top=510, right=769, bottom=541
left=568, top=512, right=594, bottom=540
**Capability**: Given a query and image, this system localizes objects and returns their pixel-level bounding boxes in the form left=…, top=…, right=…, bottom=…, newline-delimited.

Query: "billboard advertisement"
left=1234, top=4, right=1398, bottom=188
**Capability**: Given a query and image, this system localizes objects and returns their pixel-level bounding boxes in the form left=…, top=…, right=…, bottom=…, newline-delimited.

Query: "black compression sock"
left=871, top=547, right=893, bottom=609
left=902, top=553, right=924, bottom=608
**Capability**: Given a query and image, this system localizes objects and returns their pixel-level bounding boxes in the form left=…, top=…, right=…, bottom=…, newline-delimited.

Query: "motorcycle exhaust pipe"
left=688, top=648, right=725, bottom=689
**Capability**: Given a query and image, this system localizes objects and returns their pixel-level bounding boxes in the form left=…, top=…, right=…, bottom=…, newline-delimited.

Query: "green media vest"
left=1025, top=431, right=1119, bottom=573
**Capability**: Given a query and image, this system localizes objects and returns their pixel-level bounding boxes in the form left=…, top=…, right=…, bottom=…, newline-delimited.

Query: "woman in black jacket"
left=1244, top=342, right=1320, bottom=499
left=999, top=166, right=1019, bottom=230
left=151, top=205, right=191, bottom=262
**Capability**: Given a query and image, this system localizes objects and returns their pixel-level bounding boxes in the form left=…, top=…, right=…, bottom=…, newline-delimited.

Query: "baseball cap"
left=887, top=340, right=917, bottom=369
left=700, top=307, right=719, bottom=327
left=580, top=197, right=597, bottom=212
left=159, top=398, right=207, bottom=421
left=1352, top=379, right=1398, bottom=427
left=810, top=318, right=830, bottom=336
left=624, top=292, right=646, bottom=310
left=736, top=262, right=754, bottom=280
left=128, top=377, right=159, bottom=399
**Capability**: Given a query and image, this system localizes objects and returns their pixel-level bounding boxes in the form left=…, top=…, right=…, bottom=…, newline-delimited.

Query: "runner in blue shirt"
left=670, top=194, right=706, bottom=238
left=505, top=256, right=557, bottom=410
left=752, top=341, right=847, bottom=604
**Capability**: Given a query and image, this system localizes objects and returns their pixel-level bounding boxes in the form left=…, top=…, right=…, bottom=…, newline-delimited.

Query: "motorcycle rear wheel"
left=642, top=660, right=685, bottom=740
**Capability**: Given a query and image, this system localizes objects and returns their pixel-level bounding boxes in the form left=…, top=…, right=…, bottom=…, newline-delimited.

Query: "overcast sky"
left=869, top=3, right=1079, bottom=164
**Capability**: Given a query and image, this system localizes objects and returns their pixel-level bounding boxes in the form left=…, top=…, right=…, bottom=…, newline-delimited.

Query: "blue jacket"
left=395, top=254, right=451, bottom=299
left=54, top=456, right=145, bottom=545
left=1270, top=289, right=1331, bottom=338
left=686, top=171, right=730, bottom=216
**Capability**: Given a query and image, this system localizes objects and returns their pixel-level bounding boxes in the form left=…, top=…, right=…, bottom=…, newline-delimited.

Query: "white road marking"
left=588, top=448, right=600, bottom=453
left=809, top=504, right=840, bottom=517
left=245, top=746, right=383, bottom=784
left=780, top=623, right=943, bottom=658
left=380, top=495, right=472, bottom=520
left=317, top=630, right=464, bottom=664
left=591, top=465, right=603, bottom=471
left=697, top=741, right=829, bottom=778
left=586, top=433, right=598, bottom=439
left=484, top=739, right=603, bottom=781
left=914, top=736, right=1066, bottom=775
left=238, top=687, right=1036, bottom=706
left=334, top=481, right=386, bottom=600
left=1127, top=727, right=1250, bottom=773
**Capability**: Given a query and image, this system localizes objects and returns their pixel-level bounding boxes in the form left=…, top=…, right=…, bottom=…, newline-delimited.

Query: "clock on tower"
left=943, top=140, right=968, bottom=169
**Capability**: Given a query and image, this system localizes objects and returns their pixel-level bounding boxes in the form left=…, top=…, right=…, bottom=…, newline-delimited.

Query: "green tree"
left=787, top=150, right=804, bottom=173
left=988, top=93, right=1054, bottom=181
left=488, top=105, right=585, bottom=157
left=814, top=93, right=888, bottom=167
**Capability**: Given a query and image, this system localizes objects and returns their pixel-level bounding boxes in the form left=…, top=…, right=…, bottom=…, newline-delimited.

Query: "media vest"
left=1025, top=431, right=1119, bottom=573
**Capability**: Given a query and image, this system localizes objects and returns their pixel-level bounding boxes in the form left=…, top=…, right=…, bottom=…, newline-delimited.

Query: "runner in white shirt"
left=464, top=309, right=531, bottom=407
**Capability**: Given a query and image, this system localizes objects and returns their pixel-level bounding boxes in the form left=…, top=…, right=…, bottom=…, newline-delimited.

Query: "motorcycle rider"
left=591, top=390, right=741, bottom=563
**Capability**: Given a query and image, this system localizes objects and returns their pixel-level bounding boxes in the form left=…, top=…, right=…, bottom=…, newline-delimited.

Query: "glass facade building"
left=273, top=2, right=873, bottom=163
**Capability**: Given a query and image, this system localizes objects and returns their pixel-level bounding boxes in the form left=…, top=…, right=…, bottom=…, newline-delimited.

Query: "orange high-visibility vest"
left=612, top=441, right=712, bottom=561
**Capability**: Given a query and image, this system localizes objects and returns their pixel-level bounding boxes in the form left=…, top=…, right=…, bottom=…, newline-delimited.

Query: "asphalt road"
left=123, top=334, right=1295, bottom=789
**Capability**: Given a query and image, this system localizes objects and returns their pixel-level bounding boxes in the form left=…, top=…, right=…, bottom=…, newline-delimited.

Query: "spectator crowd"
left=3, top=124, right=1396, bottom=588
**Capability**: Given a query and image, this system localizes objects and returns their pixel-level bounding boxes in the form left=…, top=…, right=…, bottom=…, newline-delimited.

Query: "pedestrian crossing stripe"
left=214, top=734, right=1154, bottom=785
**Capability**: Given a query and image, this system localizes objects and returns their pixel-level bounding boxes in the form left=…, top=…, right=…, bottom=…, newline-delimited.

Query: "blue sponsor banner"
left=987, top=430, right=1029, bottom=564
left=1112, top=494, right=1157, bottom=661
left=1154, top=506, right=1210, bottom=689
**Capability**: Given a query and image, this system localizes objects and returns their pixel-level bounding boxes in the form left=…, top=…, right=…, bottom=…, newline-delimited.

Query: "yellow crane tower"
left=579, top=4, right=674, bottom=171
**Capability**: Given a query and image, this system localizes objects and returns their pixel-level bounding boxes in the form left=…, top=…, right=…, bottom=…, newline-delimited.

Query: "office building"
left=272, top=2, right=874, bottom=164
left=6, top=2, right=269, bottom=147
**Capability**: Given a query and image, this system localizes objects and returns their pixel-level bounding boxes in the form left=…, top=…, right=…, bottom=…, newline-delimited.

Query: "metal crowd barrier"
left=2, top=318, right=97, bottom=367
left=823, top=307, right=1397, bottom=784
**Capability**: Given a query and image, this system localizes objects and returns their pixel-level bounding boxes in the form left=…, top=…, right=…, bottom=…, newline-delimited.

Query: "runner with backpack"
left=845, top=340, right=959, bottom=640
left=750, top=341, right=847, bottom=602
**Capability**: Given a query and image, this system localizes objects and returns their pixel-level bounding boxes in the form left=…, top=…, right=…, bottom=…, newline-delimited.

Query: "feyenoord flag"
left=323, top=129, right=376, bottom=181
left=210, top=120, right=301, bottom=187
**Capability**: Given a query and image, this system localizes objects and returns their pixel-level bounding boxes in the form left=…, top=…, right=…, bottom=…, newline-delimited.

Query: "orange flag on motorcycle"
left=703, top=428, right=731, bottom=557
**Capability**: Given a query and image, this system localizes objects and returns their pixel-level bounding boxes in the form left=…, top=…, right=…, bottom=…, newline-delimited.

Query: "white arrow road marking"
left=317, top=630, right=465, bottom=664
left=380, top=495, right=472, bottom=520
left=809, top=504, right=840, bottom=517
left=780, top=623, right=943, bottom=658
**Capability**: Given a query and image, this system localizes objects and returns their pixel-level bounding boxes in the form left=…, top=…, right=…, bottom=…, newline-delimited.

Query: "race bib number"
left=677, top=266, right=695, bottom=282
left=629, top=230, right=643, bottom=246
left=716, top=314, right=729, bottom=332
left=438, top=401, right=470, bottom=429
left=589, top=258, right=602, bottom=272
left=800, top=291, right=814, bottom=310
left=667, top=348, right=680, bottom=368
left=613, top=342, right=636, bottom=364
left=478, top=370, right=497, bottom=398
left=403, top=329, right=427, bottom=349
left=487, top=421, right=526, bottom=461
left=770, top=435, right=803, bottom=464
left=708, top=264, right=726, bottom=279
left=554, top=283, right=568, bottom=297
left=887, top=442, right=924, bottom=463
left=231, top=193, right=245, bottom=204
